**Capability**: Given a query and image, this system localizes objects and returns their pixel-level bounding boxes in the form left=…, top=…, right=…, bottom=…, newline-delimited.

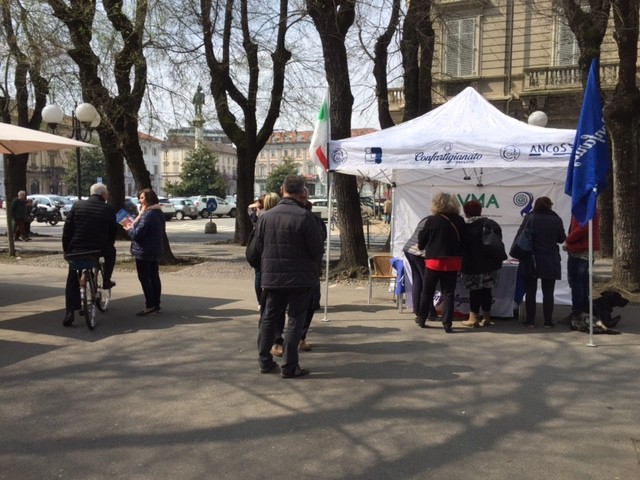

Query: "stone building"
left=388, top=0, right=625, bottom=126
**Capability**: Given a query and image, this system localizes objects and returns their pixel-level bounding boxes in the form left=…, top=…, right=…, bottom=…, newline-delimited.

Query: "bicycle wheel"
left=94, top=264, right=111, bottom=311
left=85, top=271, right=98, bottom=330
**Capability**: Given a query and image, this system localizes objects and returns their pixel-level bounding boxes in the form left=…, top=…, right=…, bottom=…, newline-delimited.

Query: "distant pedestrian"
left=383, top=197, right=392, bottom=224
left=11, top=190, right=30, bottom=241
left=254, top=175, right=325, bottom=378
left=125, top=188, right=165, bottom=316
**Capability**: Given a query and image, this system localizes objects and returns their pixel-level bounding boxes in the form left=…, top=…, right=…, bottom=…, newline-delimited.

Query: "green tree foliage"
left=265, top=158, right=299, bottom=194
left=164, top=147, right=227, bottom=197
left=64, top=147, right=106, bottom=196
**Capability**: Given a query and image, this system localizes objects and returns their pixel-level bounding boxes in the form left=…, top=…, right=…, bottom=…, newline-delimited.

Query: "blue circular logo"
left=206, top=198, right=218, bottom=212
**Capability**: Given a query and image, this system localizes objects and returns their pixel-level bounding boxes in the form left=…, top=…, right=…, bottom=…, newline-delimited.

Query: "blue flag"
left=564, top=58, right=610, bottom=226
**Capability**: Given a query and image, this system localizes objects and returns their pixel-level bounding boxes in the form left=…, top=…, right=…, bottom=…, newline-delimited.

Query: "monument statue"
left=193, top=84, right=205, bottom=116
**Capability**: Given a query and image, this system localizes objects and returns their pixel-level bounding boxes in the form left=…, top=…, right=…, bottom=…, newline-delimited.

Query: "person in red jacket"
left=564, top=212, right=600, bottom=320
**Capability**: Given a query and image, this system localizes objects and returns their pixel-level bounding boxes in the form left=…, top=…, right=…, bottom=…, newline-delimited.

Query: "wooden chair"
left=367, top=255, right=397, bottom=305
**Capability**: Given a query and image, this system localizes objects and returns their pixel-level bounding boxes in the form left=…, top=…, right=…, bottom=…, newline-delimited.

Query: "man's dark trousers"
left=258, top=287, right=313, bottom=375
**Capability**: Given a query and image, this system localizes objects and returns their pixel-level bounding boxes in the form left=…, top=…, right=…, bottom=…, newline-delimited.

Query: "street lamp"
left=527, top=110, right=549, bottom=127
left=42, top=102, right=101, bottom=198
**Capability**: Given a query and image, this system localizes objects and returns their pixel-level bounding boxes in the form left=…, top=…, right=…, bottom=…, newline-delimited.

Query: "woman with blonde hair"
left=415, top=192, right=466, bottom=333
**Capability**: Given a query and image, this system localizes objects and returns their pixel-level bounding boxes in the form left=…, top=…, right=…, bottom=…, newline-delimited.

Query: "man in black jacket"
left=255, top=175, right=325, bottom=378
left=62, top=183, right=117, bottom=327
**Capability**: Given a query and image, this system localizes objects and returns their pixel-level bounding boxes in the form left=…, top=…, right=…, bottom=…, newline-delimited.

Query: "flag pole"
left=586, top=219, right=596, bottom=347
left=322, top=173, right=332, bottom=322
left=322, top=88, right=331, bottom=322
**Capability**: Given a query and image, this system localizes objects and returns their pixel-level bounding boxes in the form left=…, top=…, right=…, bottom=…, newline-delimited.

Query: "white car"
left=189, top=195, right=237, bottom=218
left=309, top=198, right=333, bottom=220
left=129, top=196, right=176, bottom=221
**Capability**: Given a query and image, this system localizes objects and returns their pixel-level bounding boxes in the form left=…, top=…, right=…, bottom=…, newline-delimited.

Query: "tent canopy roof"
left=329, top=87, right=576, bottom=178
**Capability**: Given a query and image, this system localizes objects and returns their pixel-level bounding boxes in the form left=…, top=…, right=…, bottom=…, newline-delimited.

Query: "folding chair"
left=367, top=255, right=397, bottom=305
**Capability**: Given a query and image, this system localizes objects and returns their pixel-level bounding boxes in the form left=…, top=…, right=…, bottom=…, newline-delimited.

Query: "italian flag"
left=309, top=95, right=329, bottom=171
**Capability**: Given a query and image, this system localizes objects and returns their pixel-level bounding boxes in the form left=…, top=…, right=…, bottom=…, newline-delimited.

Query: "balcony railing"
left=387, top=88, right=405, bottom=111
left=523, top=63, right=620, bottom=92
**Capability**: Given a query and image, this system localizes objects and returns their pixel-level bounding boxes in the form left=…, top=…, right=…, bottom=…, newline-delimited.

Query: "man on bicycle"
left=62, top=183, right=117, bottom=327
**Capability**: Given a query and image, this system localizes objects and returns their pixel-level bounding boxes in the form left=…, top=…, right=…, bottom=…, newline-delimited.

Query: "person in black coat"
left=460, top=200, right=504, bottom=327
left=415, top=192, right=466, bottom=333
left=516, top=196, right=566, bottom=328
left=254, top=175, right=325, bottom=378
left=62, top=183, right=117, bottom=327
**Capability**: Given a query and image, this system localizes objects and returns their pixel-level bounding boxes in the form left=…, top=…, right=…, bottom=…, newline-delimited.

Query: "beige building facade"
left=389, top=0, right=626, bottom=127
left=161, top=136, right=238, bottom=195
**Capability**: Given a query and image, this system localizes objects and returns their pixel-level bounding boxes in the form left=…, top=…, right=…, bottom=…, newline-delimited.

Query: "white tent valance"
left=329, top=87, right=575, bottom=178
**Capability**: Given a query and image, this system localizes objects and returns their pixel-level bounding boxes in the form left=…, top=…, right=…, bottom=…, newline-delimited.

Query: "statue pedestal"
left=204, top=221, right=217, bottom=234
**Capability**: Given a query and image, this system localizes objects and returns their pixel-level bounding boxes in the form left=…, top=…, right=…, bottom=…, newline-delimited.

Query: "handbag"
left=481, top=221, right=507, bottom=261
left=509, top=215, right=534, bottom=260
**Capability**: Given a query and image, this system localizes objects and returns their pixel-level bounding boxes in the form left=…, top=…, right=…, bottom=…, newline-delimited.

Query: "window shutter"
left=556, top=18, right=579, bottom=65
left=445, top=18, right=477, bottom=77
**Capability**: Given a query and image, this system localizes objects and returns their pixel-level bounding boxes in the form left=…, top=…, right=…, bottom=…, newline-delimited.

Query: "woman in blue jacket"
left=126, top=188, right=165, bottom=316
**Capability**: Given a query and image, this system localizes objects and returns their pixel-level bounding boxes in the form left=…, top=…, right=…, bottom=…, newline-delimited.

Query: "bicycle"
left=64, top=250, right=111, bottom=330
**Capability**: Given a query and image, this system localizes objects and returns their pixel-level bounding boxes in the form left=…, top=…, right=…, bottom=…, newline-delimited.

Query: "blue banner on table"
left=564, top=58, right=611, bottom=226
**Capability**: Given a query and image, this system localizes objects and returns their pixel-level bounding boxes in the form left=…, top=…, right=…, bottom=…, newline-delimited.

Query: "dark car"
left=124, top=197, right=139, bottom=217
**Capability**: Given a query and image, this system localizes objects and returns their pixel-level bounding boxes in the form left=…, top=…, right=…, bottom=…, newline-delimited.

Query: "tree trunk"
left=402, top=0, right=434, bottom=121
left=604, top=0, right=640, bottom=292
left=307, top=0, right=369, bottom=277
left=199, top=0, right=291, bottom=245
left=598, top=172, right=613, bottom=257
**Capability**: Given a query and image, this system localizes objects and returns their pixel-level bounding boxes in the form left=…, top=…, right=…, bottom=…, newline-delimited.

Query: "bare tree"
left=45, top=0, right=177, bottom=262
left=196, top=0, right=293, bottom=245
left=1, top=0, right=51, bottom=256
left=307, top=0, right=370, bottom=277
left=604, top=0, right=640, bottom=291
left=401, top=0, right=434, bottom=121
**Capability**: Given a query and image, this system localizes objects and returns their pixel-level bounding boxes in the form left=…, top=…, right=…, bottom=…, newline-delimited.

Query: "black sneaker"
left=103, top=280, right=116, bottom=289
left=260, top=360, right=279, bottom=374
left=63, top=311, right=74, bottom=327
left=544, top=322, right=555, bottom=328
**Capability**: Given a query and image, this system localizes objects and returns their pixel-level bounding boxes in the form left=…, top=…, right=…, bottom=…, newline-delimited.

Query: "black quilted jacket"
left=255, top=197, right=325, bottom=289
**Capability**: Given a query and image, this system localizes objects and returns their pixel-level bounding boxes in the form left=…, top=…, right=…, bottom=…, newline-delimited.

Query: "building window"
left=555, top=15, right=579, bottom=65
left=154, top=165, right=159, bottom=175
left=152, top=147, right=158, bottom=156
left=259, top=165, right=265, bottom=177
left=444, top=17, right=477, bottom=77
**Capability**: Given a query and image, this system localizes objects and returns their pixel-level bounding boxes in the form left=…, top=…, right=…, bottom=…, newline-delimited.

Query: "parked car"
left=124, top=196, right=139, bottom=217
left=170, top=197, right=199, bottom=220
left=0, top=194, right=4, bottom=208
left=27, top=194, right=71, bottom=220
left=189, top=195, right=237, bottom=218
left=158, top=197, right=176, bottom=221
left=129, top=195, right=175, bottom=221
left=309, top=198, right=333, bottom=221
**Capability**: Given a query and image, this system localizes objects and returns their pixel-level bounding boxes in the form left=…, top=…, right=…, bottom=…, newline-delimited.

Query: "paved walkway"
left=0, top=234, right=638, bottom=478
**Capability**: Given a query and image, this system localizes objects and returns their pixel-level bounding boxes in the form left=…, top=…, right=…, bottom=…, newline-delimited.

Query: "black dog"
left=570, top=290, right=629, bottom=334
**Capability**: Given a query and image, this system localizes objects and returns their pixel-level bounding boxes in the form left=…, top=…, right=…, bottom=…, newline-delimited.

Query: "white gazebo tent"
left=329, top=87, right=577, bottom=310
